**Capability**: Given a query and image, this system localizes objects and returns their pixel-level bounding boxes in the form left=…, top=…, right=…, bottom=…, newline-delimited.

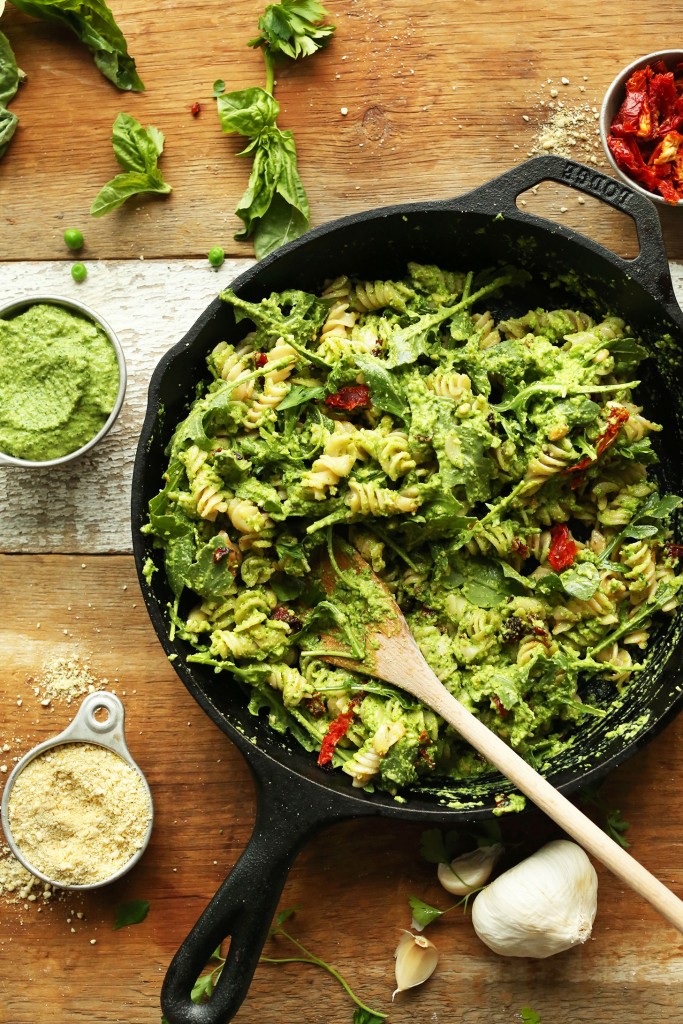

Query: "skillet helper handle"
left=457, top=154, right=674, bottom=299
left=422, top=679, right=683, bottom=933
left=160, top=774, right=352, bottom=1024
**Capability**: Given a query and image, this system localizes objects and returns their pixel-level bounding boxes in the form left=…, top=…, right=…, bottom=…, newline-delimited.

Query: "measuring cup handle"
left=160, top=764, right=363, bottom=1024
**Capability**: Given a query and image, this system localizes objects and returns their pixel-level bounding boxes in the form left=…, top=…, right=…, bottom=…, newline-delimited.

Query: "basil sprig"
left=217, top=0, right=334, bottom=259
left=91, top=113, right=172, bottom=216
left=10, top=0, right=143, bottom=91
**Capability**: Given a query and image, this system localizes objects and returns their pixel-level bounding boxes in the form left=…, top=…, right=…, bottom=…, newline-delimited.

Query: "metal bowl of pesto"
left=0, top=294, right=126, bottom=468
left=132, top=155, right=683, bottom=1024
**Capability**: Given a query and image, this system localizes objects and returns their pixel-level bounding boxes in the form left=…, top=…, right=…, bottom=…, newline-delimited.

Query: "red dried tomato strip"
left=324, top=384, right=371, bottom=411
left=665, top=542, right=683, bottom=561
left=317, top=695, right=364, bottom=766
left=564, top=406, right=630, bottom=482
left=491, top=694, right=509, bottom=718
left=548, top=524, right=577, bottom=572
left=254, top=352, right=268, bottom=367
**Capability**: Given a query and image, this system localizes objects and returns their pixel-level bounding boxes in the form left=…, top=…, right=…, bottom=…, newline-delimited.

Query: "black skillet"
left=131, top=155, right=683, bottom=1024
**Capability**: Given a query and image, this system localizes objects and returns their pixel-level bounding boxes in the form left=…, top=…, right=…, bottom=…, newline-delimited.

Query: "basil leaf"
left=90, top=169, right=171, bottom=216
left=0, top=105, right=17, bottom=160
left=250, top=0, right=335, bottom=61
left=91, top=115, right=171, bottom=216
left=113, top=899, right=150, bottom=929
left=355, top=355, right=407, bottom=421
left=233, top=127, right=310, bottom=258
left=11, top=0, right=144, bottom=91
left=217, top=87, right=279, bottom=137
left=0, top=31, right=19, bottom=107
left=277, top=384, right=325, bottom=410
left=112, top=111, right=163, bottom=172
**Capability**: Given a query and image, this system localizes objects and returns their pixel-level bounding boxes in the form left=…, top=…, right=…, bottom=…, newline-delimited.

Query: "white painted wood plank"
left=0, top=259, right=253, bottom=554
left=1, top=259, right=682, bottom=555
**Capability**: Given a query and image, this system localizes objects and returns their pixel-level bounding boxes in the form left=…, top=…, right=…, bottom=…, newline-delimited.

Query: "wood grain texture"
left=1, top=258, right=682, bottom=555
left=1, top=554, right=682, bottom=1024
left=1, top=0, right=683, bottom=261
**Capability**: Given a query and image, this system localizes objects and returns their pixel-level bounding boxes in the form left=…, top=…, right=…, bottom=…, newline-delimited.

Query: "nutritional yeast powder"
left=7, top=743, right=151, bottom=886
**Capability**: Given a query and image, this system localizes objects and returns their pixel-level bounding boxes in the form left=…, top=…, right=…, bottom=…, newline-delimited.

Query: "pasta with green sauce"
left=143, top=263, right=682, bottom=796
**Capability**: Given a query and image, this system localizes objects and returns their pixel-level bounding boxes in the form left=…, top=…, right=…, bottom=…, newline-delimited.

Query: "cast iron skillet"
left=132, top=155, right=683, bottom=1024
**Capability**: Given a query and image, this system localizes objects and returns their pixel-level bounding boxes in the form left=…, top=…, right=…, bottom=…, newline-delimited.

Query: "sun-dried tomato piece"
left=271, top=606, right=304, bottom=632
left=324, top=384, right=371, bottom=411
left=548, top=524, right=577, bottom=572
left=317, top=695, right=364, bottom=766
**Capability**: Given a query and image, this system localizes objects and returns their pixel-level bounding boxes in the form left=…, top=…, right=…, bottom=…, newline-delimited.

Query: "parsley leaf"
left=10, top=0, right=144, bottom=91
left=114, top=898, right=150, bottom=929
left=353, top=1010, right=385, bottom=1024
left=91, top=113, right=172, bottom=216
left=408, top=896, right=445, bottom=929
left=249, top=0, right=335, bottom=60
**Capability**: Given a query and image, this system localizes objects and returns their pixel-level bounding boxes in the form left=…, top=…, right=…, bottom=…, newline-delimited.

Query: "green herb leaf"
left=10, top=0, right=144, bottom=91
left=232, top=126, right=310, bottom=258
left=352, top=1009, right=385, bottom=1024
left=91, top=114, right=171, bottom=216
left=0, top=31, right=19, bottom=107
left=520, top=1009, right=541, bottom=1024
left=355, top=355, right=408, bottom=421
left=606, top=807, right=631, bottom=848
left=0, top=104, right=17, bottom=160
left=113, top=898, right=150, bottom=929
left=277, top=384, right=326, bottom=411
left=408, top=895, right=445, bottom=929
left=217, top=87, right=279, bottom=137
left=250, top=0, right=335, bottom=61
left=419, top=827, right=464, bottom=863
left=559, top=562, right=600, bottom=600
left=213, top=78, right=226, bottom=96
left=274, top=905, right=299, bottom=928
left=607, top=336, right=649, bottom=372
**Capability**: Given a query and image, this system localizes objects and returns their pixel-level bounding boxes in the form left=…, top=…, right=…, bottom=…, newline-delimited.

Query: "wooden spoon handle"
left=421, top=673, right=683, bottom=932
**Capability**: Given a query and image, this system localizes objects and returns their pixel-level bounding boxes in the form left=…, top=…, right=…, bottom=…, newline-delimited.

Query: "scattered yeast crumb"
left=31, top=655, right=100, bottom=705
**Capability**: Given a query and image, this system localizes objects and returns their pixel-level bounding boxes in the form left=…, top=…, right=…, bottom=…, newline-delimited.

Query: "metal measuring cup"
left=0, top=691, right=154, bottom=890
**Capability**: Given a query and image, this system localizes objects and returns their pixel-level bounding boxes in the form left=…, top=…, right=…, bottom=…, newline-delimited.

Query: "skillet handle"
left=160, top=766, right=360, bottom=1024
left=455, top=154, right=677, bottom=307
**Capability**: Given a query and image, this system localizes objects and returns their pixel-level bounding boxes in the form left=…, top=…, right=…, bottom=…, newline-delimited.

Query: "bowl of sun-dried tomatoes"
left=600, top=50, right=683, bottom=206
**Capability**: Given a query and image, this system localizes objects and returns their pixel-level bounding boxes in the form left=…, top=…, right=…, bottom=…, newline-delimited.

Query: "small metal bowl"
left=600, top=49, right=683, bottom=207
left=0, top=692, right=154, bottom=890
left=0, top=294, right=127, bottom=468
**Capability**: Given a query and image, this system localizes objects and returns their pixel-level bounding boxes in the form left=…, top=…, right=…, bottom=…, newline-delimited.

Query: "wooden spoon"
left=317, top=547, right=683, bottom=933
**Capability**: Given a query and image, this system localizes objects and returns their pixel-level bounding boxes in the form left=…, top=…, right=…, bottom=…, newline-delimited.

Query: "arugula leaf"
left=233, top=126, right=310, bottom=258
left=183, top=536, right=240, bottom=600
left=114, top=898, right=150, bottom=929
left=249, top=0, right=335, bottom=60
left=271, top=573, right=305, bottom=601
left=408, top=896, right=445, bottom=930
left=277, top=384, right=325, bottom=410
left=10, top=0, right=144, bottom=91
left=449, top=556, right=521, bottom=609
left=605, top=336, right=649, bottom=372
left=217, top=87, right=279, bottom=137
left=559, top=562, right=600, bottom=600
left=355, top=355, right=408, bottom=421
left=91, top=113, right=171, bottom=216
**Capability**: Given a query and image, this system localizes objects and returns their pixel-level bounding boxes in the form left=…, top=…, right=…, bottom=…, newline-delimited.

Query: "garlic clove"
left=393, top=930, right=439, bottom=999
left=471, top=839, right=598, bottom=959
left=437, top=843, right=504, bottom=896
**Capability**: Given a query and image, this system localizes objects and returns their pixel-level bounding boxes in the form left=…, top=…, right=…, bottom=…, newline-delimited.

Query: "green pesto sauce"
left=0, top=303, right=119, bottom=461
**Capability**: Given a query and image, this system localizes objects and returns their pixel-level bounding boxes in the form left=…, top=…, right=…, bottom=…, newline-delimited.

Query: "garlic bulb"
left=471, top=840, right=598, bottom=958
left=437, top=843, right=503, bottom=896
left=393, top=930, right=439, bottom=999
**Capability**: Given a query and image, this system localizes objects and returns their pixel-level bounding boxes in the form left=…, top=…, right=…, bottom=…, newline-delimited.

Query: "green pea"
left=208, top=246, right=225, bottom=268
left=64, top=228, right=84, bottom=251
left=71, top=262, right=87, bottom=283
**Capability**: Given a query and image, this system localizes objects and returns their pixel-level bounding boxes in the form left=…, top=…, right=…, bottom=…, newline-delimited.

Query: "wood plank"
left=1, top=0, right=682, bottom=261
left=1, top=554, right=682, bottom=1024
left=2, top=258, right=683, bottom=555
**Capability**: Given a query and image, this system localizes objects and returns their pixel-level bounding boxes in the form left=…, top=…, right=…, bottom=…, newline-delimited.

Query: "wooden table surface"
left=2, top=2, right=683, bottom=1023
